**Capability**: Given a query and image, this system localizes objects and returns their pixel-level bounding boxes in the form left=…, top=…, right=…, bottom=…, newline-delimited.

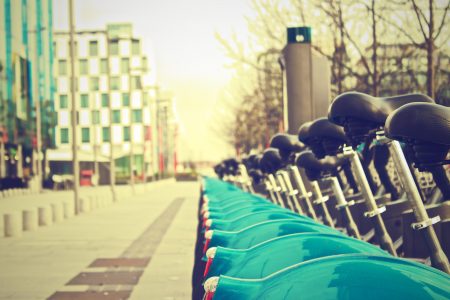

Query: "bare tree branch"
left=375, top=12, right=423, bottom=47
left=434, top=0, right=450, bottom=39
left=411, top=0, right=429, bottom=40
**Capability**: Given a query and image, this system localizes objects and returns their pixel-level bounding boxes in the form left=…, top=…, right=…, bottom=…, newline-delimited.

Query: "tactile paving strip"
left=67, top=271, right=143, bottom=285
left=47, top=198, right=185, bottom=300
left=47, top=291, right=131, bottom=300
left=89, top=258, right=150, bottom=268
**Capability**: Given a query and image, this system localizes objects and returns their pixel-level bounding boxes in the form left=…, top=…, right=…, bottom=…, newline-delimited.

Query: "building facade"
left=52, top=23, right=156, bottom=184
left=154, top=91, right=177, bottom=177
left=0, top=0, right=55, bottom=182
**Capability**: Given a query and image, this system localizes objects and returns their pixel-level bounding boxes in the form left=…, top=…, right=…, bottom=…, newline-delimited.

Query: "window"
left=79, top=59, right=88, bottom=75
left=121, top=58, right=130, bottom=73
left=102, top=127, right=110, bottom=142
left=142, top=93, right=148, bottom=106
left=90, top=77, right=99, bottom=91
left=122, top=93, right=130, bottom=106
left=59, top=95, right=68, bottom=109
left=60, top=128, right=69, bottom=144
left=89, top=40, right=98, bottom=56
left=131, top=76, right=142, bottom=89
left=132, top=109, right=142, bottom=123
left=92, top=110, right=100, bottom=124
left=112, top=110, right=121, bottom=123
left=81, top=128, right=90, bottom=143
left=68, top=41, right=78, bottom=56
left=80, top=94, right=89, bottom=108
left=141, top=57, right=147, bottom=69
left=109, top=40, right=119, bottom=55
left=101, top=94, right=109, bottom=107
left=58, top=60, right=67, bottom=75
left=100, top=59, right=108, bottom=74
left=123, top=126, right=130, bottom=142
left=131, top=40, right=140, bottom=55
left=110, top=76, right=120, bottom=90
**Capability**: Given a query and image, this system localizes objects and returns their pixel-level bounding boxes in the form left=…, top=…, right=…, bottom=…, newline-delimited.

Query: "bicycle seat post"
left=238, top=163, right=255, bottom=194
left=280, top=170, right=304, bottom=215
left=289, top=164, right=314, bottom=221
left=343, top=145, right=397, bottom=255
left=309, top=180, right=334, bottom=228
left=323, top=176, right=361, bottom=239
left=267, top=174, right=285, bottom=208
left=263, top=177, right=276, bottom=203
left=276, top=171, right=295, bottom=211
left=384, top=136, right=450, bottom=273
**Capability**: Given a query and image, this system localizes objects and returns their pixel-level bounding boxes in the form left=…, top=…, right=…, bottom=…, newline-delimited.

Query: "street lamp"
left=68, top=0, right=80, bottom=214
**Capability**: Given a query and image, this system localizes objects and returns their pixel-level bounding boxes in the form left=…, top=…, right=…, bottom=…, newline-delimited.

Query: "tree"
left=376, top=0, right=450, bottom=98
left=216, top=0, right=450, bottom=150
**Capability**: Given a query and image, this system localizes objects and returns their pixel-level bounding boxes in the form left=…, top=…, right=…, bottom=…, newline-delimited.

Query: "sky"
left=53, top=0, right=255, bottom=162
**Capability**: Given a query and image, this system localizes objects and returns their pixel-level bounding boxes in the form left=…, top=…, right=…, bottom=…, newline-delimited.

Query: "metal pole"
left=389, top=140, right=449, bottom=273
left=105, top=31, right=117, bottom=202
left=128, top=60, right=135, bottom=194
left=142, top=87, right=147, bottom=188
left=264, top=178, right=276, bottom=202
left=156, top=97, right=160, bottom=180
left=149, top=86, right=158, bottom=181
left=276, top=172, right=293, bottom=210
left=68, top=0, right=80, bottom=214
left=310, top=181, right=334, bottom=228
left=17, top=144, right=23, bottom=178
left=92, top=96, right=98, bottom=185
left=146, top=86, right=156, bottom=181
left=34, top=47, right=42, bottom=192
left=289, top=166, right=317, bottom=219
left=326, top=177, right=361, bottom=239
left=0, top=141, right=5, bottom=177
left=268, top=174, right=285, bottom=208
left=344, top=146, right=396, bottom=255
left=280, top=170, right=304, bottom=214
left=239, top=164, right=255, bottom=194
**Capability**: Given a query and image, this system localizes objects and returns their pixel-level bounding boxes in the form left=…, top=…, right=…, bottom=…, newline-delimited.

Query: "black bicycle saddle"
left=295, top=151, right=348, bottom=181
left=308, top=117, right=349, bottom=158
left=328, top=92, right=434, bottom=145
left=260, top=148, right=284, bottom=174
left=222, top=158, right=239, bottom=175
left=386, top=102, right=450, bottom=167
left=386, top=103, right=450, bottom=146
left=270, top=133, right=305, bottom=161
left=298, top=121, right=313, bottom=144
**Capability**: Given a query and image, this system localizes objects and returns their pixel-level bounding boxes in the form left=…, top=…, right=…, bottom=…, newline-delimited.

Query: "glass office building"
left=0, top=0, right=55, bottom=179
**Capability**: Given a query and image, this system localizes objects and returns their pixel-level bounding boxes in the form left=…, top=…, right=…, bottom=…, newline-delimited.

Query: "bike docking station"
left=190, top=27, right=450, bottom=300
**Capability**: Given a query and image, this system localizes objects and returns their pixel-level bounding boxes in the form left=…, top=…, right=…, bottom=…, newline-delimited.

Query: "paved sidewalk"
left=0, top=180, right=199, bottom=300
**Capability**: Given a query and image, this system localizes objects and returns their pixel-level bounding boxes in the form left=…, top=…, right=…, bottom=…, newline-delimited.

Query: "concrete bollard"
left=51, top=203, right=64, bottom=223
left=22, top=209, right=38, bottom=231
left=63, top=202, right=74, bottom=218
left=38, top=206, right=52, bottom=226
left=80, top=197, right=90, bottom=213
left=4, top=212, right=22, bottom=237
left=89, top=196, right=97, bottom=210
left=105, top=195, right=111, bottom=205
left=97, top=195, right=104, bottom=208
